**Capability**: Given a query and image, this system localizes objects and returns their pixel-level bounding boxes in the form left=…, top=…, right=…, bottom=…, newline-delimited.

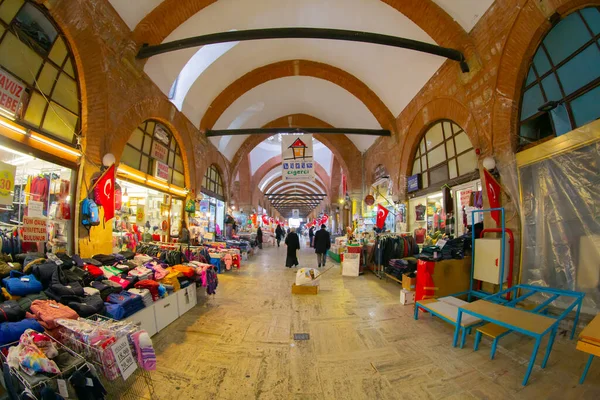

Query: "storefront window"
left=0, top=0, right=80, bottom=145
left=519, top=7, right=600, bottom=148
left=411, top=121, right=477, bottom=189
left=202, top=164, right=224, bottom=199
left=0, top=145, right=74, bottom=252
left=121, top=120, right=185, bottom=187
left=113, top=180, right=184, bottom=249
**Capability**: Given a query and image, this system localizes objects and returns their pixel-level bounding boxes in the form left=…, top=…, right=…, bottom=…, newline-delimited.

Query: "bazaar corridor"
left=148, top=245, right=600, bottom=400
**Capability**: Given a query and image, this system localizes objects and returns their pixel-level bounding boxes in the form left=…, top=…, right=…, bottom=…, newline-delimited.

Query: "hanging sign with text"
left=0, top=68, right=25, bottom=117
left=151, top=141, right=168, bottom=163
left=154, top=160, right=169, bottom=181
left=281, top=134, right=314, bottom=182
left=111, top=336, right=137, bottom=380
left=0, top=160, right=16, bottom=206
left=22, top=217, right=47, bottom=242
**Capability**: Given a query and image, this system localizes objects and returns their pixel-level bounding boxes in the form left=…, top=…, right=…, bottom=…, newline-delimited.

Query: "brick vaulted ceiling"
left=108, top=0, right=495, bottom=197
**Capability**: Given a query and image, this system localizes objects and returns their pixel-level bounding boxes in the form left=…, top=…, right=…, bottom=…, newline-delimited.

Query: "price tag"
left=111, top=336, right=138, bottom=380
left=57, top=378, right=69, bottom=398
left=436, top=239, right=447, bottom=249
left=86, top=377, right=94, bottom=387
left=0, top=161, right=16, bottom=206
left=20, top=277, right=29, bottom=282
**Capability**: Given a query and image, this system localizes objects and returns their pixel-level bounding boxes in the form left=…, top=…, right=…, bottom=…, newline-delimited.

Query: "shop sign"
left=136, top=204, right=145, bottom=222
left=372, top=164, right=388, bottom=183
left=151, top=141, right=168, bottom=163
left=0, top=160, right=16, bottom=206
left=22, top=217, right=47, bottom=242
left=281, top=134, right=314, bottom=182
left=111, top=336, right=137, bottom=380
left=407, top=174, right=421, bottom=193
left=154, top=160, right=169, bottom=181
left=28, top=201, right=44, bottom=218
left=0, top=68, right=25, bottom=117
left=153, top=123, right=170, bottom=145
left=199, top=199, right=209, bottom=213
left=364, top=195, right=375, bottom=206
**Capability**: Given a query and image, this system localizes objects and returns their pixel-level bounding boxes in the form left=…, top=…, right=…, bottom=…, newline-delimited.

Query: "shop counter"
left=125, top=285, right=198, bottom=337
left=415, top=257, right=471, bottom=301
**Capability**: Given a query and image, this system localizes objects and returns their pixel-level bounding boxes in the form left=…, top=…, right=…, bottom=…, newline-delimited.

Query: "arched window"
left=411, top=120, right=477, bottom=189
left=519, top=7, right=600, bottom=148
left=121, top=120, right=185, bottom=187
left=0, top=0, right=80, bottom=145
left=202, top=164, right=224, bottom=199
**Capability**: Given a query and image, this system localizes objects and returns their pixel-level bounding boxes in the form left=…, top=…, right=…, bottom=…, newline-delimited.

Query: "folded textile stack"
left=128, top=266, right=153, bottom=281
left=134, top=280, right=160, bottom=301
left=107, top=292, right=145, bottom=318
left=128, top=288, right=153, bottom=307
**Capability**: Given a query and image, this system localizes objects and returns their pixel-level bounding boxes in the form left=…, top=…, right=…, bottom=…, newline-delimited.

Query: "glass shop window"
left=0, top=0, right=80, bottom=145
left=519, top=7, right=600, bottom=148
left=0, top=144, right=74, bottom=253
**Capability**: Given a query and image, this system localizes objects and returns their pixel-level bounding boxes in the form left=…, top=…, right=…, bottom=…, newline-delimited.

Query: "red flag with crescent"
left=93, top=164, right=115, bottom=222
left=484, top=169, right=502, bottom=225
left=262, top=215, right=269, bottom=225
left=320, top=214, right=329, bottom=226
left=376, top=204, right=389, bottom=229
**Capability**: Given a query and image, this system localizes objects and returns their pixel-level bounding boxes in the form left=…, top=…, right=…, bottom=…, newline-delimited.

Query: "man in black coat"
left=308, top=226, right=315, bottom=248
left=275, top=224, right=284, bottom=247
left=313, top=224, right=331, bottom=268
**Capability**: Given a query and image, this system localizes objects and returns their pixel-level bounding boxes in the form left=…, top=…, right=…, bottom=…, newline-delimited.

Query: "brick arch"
left=393, top=97, right=481, bottom=194
left=132, top=0, right=470, bottom=54
left=199, top=161, right=230, bottom=201
left=230, top=113, right=362, bottom=193
left=109, top=99, right=196, bottom=189
left=491, top=0, right=600, bottom=154
left=200, top=60, right=396, bottom=132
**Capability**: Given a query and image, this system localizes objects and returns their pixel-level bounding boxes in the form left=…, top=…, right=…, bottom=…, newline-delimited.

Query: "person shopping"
left=275, top=224, right=284, bottom=247
left=285, top=228, right=300, bottom=268
left=313, top=224, right=331, bottom=268
left=256, top=226, right=263, bottom=249
left=308, top=226, right=315, bottom=248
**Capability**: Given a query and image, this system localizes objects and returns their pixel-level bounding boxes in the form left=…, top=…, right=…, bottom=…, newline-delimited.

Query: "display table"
left=576, top=313, right=600, bottom=383
left=126, top=285, right=198, bottom=337
left=455, top=284, right=585, bottom=386
left=415, top=258, right=471, bottom=301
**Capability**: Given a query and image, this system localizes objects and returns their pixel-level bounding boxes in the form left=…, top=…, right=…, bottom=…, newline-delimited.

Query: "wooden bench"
left=473, top=302, right=540, bottom=359
left=414, top=297, right=483, bottom=348
left=577, top=313, right=600, bottom=384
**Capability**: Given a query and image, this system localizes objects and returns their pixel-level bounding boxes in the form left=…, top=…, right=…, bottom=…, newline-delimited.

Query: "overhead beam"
left=137, top=28, right=469, bottom=73
left=266, top=193, right=327, bottom=197
left=206, top=127, right=390, bottom=137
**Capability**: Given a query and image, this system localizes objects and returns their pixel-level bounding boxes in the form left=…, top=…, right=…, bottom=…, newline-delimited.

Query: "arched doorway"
left=407, top=120, right=480, bottom=241
left=195, top=164, right=225, bottom=240
left=0, top=1, right=82, bottom=253
left=116, top=119, right=188, bottom=244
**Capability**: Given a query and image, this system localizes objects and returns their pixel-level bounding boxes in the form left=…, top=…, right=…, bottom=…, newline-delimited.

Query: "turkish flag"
left=262, top=215, right=269, bottom=225
left=484, top=169, right=502, bottom=225
left=269, top=217, right=275, bottom=225
left=93, top=164, right=115, bottom=222
left=376, top=204, right=389, bottom=229
left=320, top=214, right=329, bottom=226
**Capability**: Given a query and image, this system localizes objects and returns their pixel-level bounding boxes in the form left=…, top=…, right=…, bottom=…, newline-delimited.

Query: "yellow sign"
left=136, top=205, right=145, bottom=222
left=0, top=160, right=16, bottom=206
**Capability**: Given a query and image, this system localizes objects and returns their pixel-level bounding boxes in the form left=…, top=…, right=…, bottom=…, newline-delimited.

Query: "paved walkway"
left=148, top=245, right=600, bottom=399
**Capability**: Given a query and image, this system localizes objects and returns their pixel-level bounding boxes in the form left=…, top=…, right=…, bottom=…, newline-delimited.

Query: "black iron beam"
left=137, top=28, right=469, bottom=73
left=265, top=193, right=327, bottom=197
left=206, top=127, right=390, bottom=137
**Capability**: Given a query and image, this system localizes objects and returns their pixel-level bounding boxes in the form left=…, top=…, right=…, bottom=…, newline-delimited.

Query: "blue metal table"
left=454, top=284, right=585, bottom=386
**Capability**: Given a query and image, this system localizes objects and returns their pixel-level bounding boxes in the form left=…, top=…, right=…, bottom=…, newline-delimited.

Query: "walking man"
left=275, top=224, right=284, bottom=247
left=313, top=224, right=331, bottom=268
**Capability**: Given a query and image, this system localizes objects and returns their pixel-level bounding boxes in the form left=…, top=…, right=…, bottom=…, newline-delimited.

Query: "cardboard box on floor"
left=400, top=289, right=415, bottom=305
left=402, top=275, right=416, bottom=291
left=292, top=284, right=319, bottom=295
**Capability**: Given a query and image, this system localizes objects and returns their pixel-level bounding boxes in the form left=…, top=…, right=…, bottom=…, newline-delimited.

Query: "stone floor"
left=146, top=244, right=600, bottom=399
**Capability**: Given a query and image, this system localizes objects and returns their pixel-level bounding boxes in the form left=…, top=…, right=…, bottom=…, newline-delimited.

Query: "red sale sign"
left=0, top=68, right=25, bottom=117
